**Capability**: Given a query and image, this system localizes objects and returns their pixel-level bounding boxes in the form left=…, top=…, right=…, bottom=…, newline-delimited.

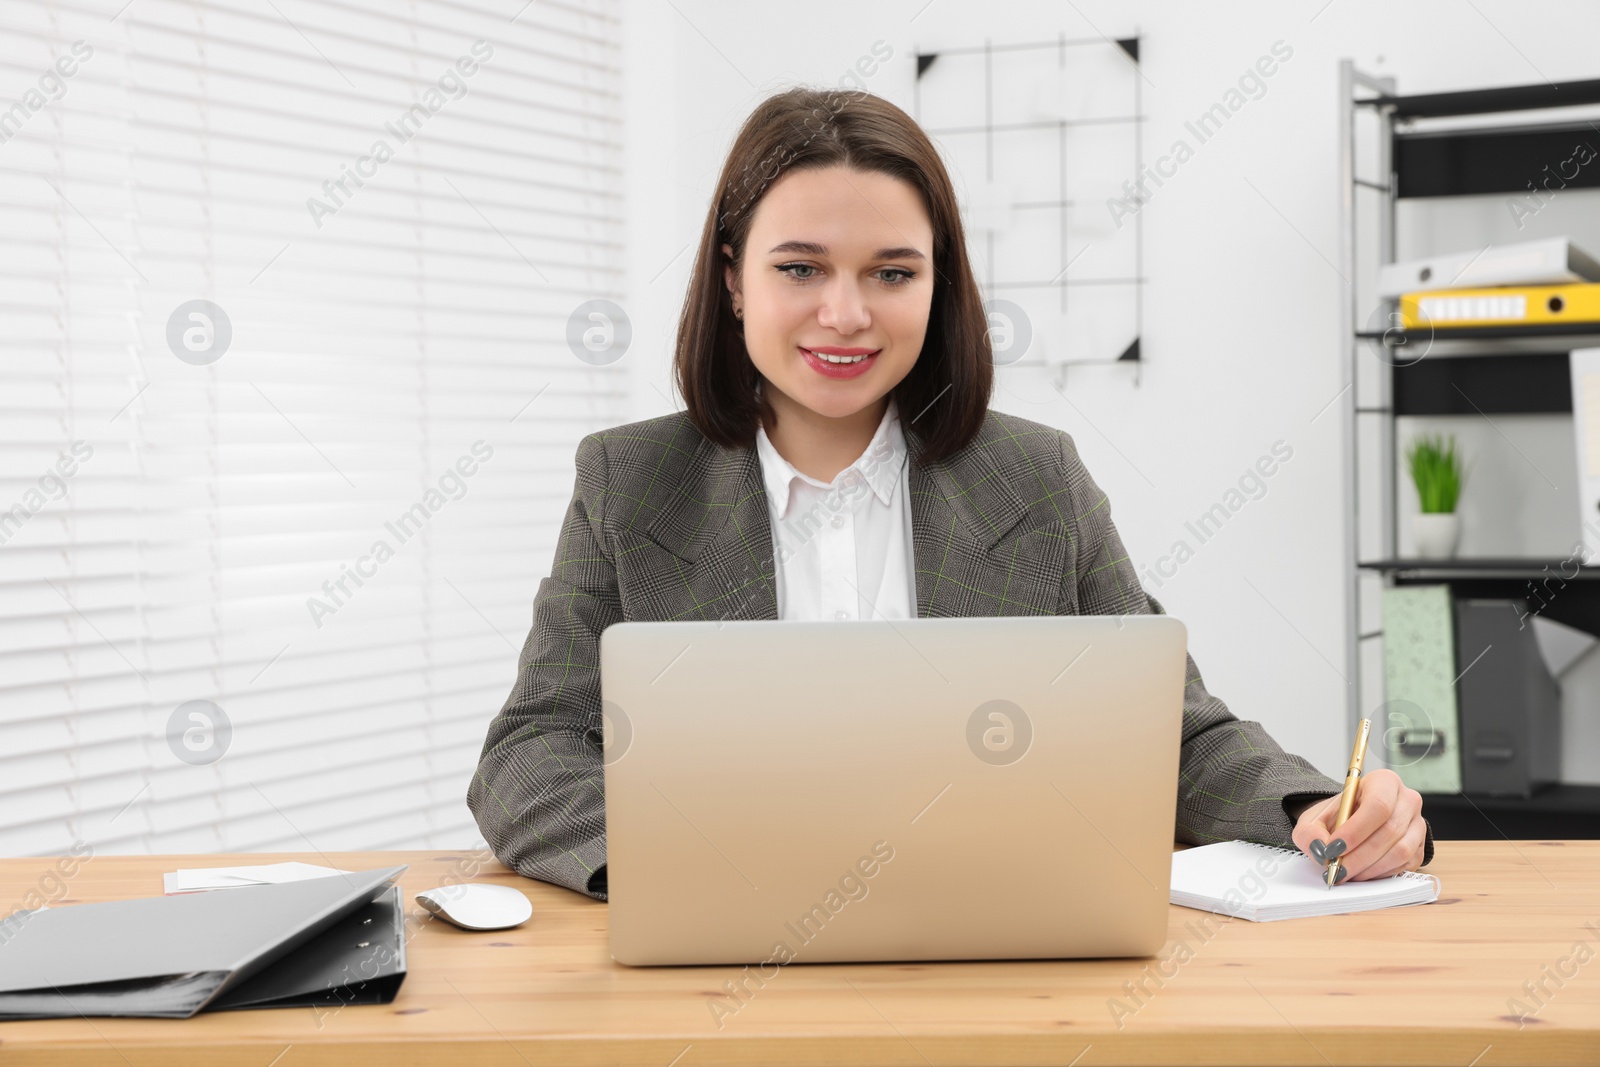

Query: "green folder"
left=1381, top=584, right=1462, bottom=793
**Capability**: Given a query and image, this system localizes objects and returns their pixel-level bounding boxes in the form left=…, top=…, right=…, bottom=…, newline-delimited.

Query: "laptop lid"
left=600, top=615, right=1186, bottom=966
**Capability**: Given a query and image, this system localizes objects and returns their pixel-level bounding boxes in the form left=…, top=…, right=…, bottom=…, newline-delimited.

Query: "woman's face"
left=723, top=164, right=934, bottom=423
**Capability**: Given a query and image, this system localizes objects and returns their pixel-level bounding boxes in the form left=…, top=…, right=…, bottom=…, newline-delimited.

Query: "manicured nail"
left=1325, top=838, right=1347, bottom=859
left=1309, top=840, right=1326, bottom=862
left=1333, top=866, right=1349, bottom=884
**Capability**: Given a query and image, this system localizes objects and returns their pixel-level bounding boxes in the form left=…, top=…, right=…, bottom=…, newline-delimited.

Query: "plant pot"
left=1413, top=512, right=1460, bottom=559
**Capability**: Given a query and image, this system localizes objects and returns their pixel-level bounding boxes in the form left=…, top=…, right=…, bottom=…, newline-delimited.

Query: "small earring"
left=734, top=307, right=744, bottom=320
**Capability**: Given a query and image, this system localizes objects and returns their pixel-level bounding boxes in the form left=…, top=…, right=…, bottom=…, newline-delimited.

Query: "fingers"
left=1289, top=770, right=1417, bottom=879
left=1292, top=775, right=1390, bottom=867
left=1351, top=817, right=1428, bottom=881
left=1332, top=771, right=1424, bottom=881
left=1290, top=795, right=1338, bottom=860
left=1285, top=771, right=1430, bottom=882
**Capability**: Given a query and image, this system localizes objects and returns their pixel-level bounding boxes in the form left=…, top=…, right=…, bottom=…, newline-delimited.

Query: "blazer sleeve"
left=467, top=432, right=621, bottom=899
left=1058, top=433, right=1434, bottom=868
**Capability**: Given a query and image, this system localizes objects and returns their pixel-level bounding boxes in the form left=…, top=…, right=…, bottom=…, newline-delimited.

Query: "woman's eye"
left=775, top=263, right=916, bottom=287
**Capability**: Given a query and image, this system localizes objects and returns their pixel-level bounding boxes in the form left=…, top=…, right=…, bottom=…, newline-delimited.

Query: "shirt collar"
left=754, top=398, right=908, bottom=521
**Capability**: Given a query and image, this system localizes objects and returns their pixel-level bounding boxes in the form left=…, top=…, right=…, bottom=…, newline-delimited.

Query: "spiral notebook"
left=1170, top=841, right=1441, bottom=922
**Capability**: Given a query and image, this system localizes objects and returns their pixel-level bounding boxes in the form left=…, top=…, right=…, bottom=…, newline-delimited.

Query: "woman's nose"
left=817, top=283, right=870, bottom=332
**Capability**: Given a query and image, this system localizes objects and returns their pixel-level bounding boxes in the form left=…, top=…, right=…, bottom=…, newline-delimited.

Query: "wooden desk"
left=0, top=844, right=1596, bottom=1066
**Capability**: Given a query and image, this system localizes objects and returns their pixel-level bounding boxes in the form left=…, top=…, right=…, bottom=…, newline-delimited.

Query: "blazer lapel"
left=904, top=418, right=1065, bottom=618
left=636, top=413, right=1065, bottom=622
left=638, top=432, right=781, bottom=623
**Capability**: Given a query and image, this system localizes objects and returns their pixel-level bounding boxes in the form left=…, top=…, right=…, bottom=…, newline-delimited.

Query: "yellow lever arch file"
left=1401, top=282, right=1600, bottom=328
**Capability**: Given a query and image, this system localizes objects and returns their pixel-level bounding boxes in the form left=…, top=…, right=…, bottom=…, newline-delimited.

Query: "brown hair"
left=672, top=86, right=993, bottom=466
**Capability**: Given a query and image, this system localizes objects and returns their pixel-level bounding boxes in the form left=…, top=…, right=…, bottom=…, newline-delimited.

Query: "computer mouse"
left=414, top=883, right=532, bottom=931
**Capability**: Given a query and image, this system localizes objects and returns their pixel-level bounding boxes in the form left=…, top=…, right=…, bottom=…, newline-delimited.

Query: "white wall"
left=618, top=0, right=1600, bottom=783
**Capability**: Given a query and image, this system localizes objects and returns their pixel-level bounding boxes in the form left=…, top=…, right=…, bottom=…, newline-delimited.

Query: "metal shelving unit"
left=1337, top=63, right=1600, bottom=838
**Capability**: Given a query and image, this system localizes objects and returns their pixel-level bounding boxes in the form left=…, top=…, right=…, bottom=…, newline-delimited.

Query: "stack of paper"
left=162, top=862, right=351, bottom=895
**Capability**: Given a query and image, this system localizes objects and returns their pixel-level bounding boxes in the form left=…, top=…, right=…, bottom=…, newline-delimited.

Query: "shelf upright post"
left=1339, top=59, right=1359, bottom=749
left=1372, top=76, right=1398, bottom=772
left=1340, top=60, right=1398, bottom=766
left=1376, top=80, right=1398, bottom=568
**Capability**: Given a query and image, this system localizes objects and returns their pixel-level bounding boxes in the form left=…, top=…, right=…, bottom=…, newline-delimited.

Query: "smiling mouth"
left=800, top=347, right=880, bottom=364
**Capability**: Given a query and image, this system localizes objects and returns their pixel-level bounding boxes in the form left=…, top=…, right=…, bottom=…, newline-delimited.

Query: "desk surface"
left=0, top=843, right=1596, bottom=1067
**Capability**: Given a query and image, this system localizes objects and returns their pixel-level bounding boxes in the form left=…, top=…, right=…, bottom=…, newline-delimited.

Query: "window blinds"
left=0, top=0, right=626, bottom=857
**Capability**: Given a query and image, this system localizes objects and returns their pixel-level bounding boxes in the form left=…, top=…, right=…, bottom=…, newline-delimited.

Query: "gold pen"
left=1324, top=717, right=1372, bottom=888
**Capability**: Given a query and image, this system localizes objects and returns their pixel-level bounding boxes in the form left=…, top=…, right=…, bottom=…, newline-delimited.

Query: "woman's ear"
left=721, top=242, right=739, bottom=303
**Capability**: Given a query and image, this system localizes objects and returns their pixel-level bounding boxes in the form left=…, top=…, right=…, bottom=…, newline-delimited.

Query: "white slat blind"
left=0, top=0, right=626, bottom=856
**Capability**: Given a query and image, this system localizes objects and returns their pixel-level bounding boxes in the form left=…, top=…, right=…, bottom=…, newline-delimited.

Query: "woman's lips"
left=800, top=346, right=880, bottom=380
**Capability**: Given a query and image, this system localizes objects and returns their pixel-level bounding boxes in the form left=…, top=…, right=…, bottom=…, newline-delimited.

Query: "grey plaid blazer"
left=468, top=408, right=1433, bottom=899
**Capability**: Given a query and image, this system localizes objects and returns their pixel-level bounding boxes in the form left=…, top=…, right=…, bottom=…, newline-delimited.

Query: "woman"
left=468, top=87, right=1432, bottom=901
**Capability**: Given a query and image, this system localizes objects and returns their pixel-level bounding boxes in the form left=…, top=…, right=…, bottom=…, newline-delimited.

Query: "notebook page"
left=1170, top=840, right=1440, bottom=920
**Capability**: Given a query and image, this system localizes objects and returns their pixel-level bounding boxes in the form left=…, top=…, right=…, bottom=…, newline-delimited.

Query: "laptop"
left=599, top=615, right=1187, bottom=966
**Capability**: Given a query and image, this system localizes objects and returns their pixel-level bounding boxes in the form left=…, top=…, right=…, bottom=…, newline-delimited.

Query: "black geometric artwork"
left=914, top=33, right=1145, bottom=386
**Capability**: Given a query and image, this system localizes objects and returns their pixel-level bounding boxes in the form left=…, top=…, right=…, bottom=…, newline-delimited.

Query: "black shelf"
left=1356, top=77, right=1600, bottom=198
left=1394, top=118, right=1600, bottom=198
left=1360, top=77, right=1600, bottom=118
left=1357, top=323, right=1600, bottom=343
left=1359, top=559, right=1594, bottom=574
left=1419, top=784, right=1600, bottom=839
left=1391, top=352, right=1571, bottom=416
left=1356, top=323, right=1600, bottom=359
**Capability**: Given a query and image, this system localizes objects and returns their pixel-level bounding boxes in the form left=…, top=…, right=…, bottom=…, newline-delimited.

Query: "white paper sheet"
left=161, top=861, right=352, bottom=895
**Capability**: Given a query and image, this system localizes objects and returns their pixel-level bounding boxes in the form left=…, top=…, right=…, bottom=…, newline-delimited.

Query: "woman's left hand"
left=1289, top=769, right=1427, bottom=882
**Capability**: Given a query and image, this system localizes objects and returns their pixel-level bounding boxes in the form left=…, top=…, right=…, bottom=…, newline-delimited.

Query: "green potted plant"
left=1405, top=432, right=1467, bottom=559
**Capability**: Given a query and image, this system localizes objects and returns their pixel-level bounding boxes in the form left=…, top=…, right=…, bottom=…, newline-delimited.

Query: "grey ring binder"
left=0, top=864, right=408, bottom=1019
